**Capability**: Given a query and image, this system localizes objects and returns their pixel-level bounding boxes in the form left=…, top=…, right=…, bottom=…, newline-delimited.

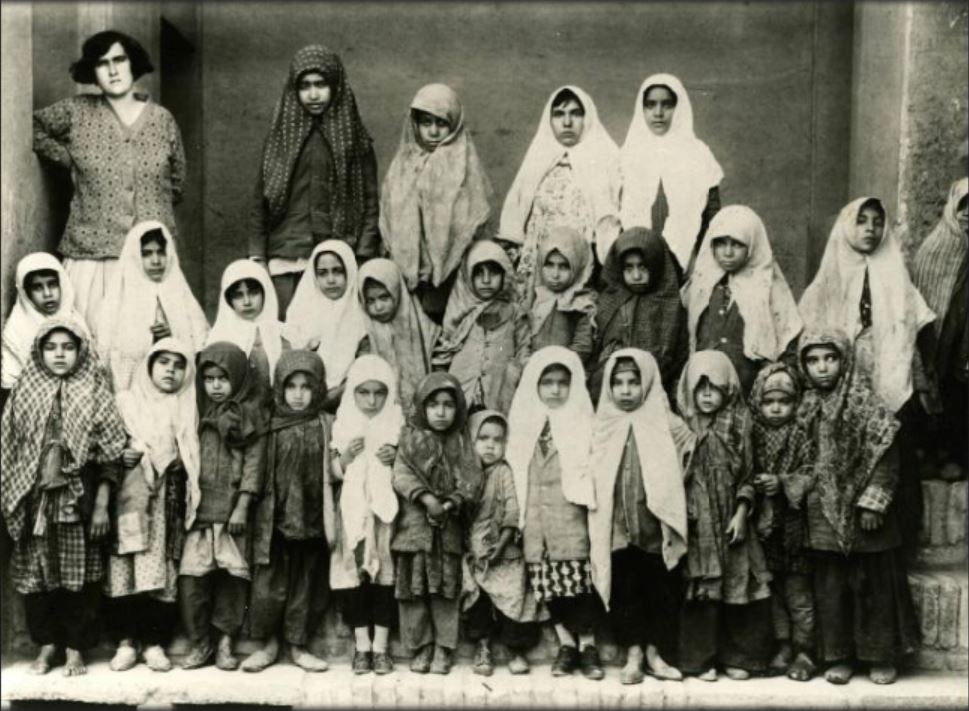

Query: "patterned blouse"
left=33, top=94, right=186, bottom=259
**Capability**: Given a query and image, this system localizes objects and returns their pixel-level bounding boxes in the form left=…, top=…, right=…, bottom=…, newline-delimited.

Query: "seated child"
left=590, top=228, right=688, bottom=400
left=797, top=327, right=920, bottom=685
left=330, top=355, right=404, bottom=676
left=285, top=239, right=368, bottom=411
left=506, top=345, right=604, bottom=680
left=433, top=240, right=531, bottom=413
left=1, top=319, right=127, bottom=677
left=462, top=409, right=542, bottom=676
left=243, top=350, right=334, bottom=673
left=587, top=348, right=688, bottom=684
left=682, top=206, right=802, bottom=395
left=178, top=341, right=268, bottom=671
left=94, top=221, right=209, bottom=391
left=208, top=259, right=301, bottom=403
left=392, top=373, right=482, bottom=675
left=2, top=253, right=87, bottom=407
left=528, top=227, right=596, bottom=367
left=748, top=362, right=816, bottom=681
left=675, top=350, right=773, bottom=681
left=104, top=338, right=200, bottom=673
left=357, top=258, right=441, bottom=416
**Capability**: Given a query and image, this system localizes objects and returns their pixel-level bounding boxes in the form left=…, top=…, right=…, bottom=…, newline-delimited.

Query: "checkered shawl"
left=259, top=45, right=373, bottom=243
left=1, top=319, right=127, bottom=541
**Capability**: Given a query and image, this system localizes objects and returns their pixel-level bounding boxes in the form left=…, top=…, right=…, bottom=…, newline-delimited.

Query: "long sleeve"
left=33, top=99, right=74, bottom=169
left=857, top=440, right=899, bottom=514
left=393, top=447, right=430, bottom=504
left=355, top=146, right=381, bottom=260
left=498, top=465, right=520, bottom=531
left=514, top=307, right=533, bottom=365
left=167, top=115, right=186, bottom=205
left=239, top=433, right=267, bottom=497
left=571, top=310, right=595, bottom=366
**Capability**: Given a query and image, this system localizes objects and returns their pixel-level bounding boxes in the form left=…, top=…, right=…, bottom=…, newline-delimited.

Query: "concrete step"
left=918, top=478, right=967, bottom=567
left=1, top=659, right=967, bottom=709
left=908, top=569, right=969, bottom=672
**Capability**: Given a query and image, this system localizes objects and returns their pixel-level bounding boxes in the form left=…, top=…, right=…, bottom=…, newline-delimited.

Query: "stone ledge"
left=1, top=661, right=967, bottom=710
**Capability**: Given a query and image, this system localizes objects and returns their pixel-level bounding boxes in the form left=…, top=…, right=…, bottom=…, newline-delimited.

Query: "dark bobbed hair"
left=23, top=269, right=60, bottom=289
left=139, top=228, right=167, bottom=250
left=551, top=88, right=584, bottom=112
left=70, top=30, right=154, bottom=85
left=642, top=83, right=678, bottom=107
left=148, top=349, right=187, bottom=374
left=225, top=278, right=264, bottom=302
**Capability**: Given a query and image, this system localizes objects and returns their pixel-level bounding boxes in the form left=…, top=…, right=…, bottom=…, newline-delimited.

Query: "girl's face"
left=425, top=389, right=457, bottom=432
left=850, top=204, right=885, bottom=254
left=471, top=261, right=505, bottom=300
left=957, top=195, right=968, bottom=236
left=475, top=419, right=506, bottom=467
left=694, top=378, right=725, bottom=415
left=363, top=282, right=395, bottom=323
left=537, top=365, right=571, bottom=409
left=150, top=351, right=187, bottom=394
left=711, top=236, right=749, bottom=273
left=202, top=364, right=232, bottom=403
left=25, top=271, right=61, bottom=316
left=621, top=251, right=650, bottom=293
left=803, top=345, right=842, bottom=390
left=642, top=85, right=677, bottom=136
left=611, top=368, right=644, bottom=412
left=298, top=71, right=332, bottom=116
left=541, top=250, right=574, bottom=293
left=94, top=41, right=134, bottom=98
left=284, top=371, right=314, bottom=411
left=141, top=237, right=168, bottom=283
left=549, top=97, right=585, bottom=148
left=759, top=390, right=796, bottom=426
left=354, top=379, right=389, bottom=418
left=227, top=279, right=265, bottom=321
left=314, top=252, right=348, bottom=300
left=415, top=110, right=451, bottom=151
left=41, top=329, right=79, bottom=376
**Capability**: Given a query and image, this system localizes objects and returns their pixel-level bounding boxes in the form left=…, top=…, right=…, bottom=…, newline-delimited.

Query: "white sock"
left=372, top=626, right=389, bottom=654
left=354, top=627, right=372, bottom=652
left=554, top=624, right=576, bottom=648
left=578, top=633, right=595, bottom=651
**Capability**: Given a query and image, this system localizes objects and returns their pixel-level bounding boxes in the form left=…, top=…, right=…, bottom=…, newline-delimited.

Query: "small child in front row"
left=330, top=355, right=404, bottom=676
left=178, top=342, right=268, bottom=671
left=675, top=350, right=774, bottom=681
left=392, top=373, right=482, bottom=675
left=462, top=409, right=542, bottom=676
left=242, top=351, right=333, bottom=673
left=506, top=346, right=604, bottom=680
left=797, top=328, right=919, bottom=685
left=587, top=349, right=689, bottom=685
left=1, top=319, right=127, bottom=677
left=748, top=362, right=817, bottom=681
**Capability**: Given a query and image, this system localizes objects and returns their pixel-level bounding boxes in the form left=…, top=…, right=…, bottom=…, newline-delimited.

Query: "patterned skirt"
left=526, top=549, right=592, bottom=603
left=13, top=521, right=104, bottom=595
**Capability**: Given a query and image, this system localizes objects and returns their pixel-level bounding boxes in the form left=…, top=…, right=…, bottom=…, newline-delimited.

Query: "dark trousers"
left=610, top=547, right=682, bottom=659
left=248, top=535, right=328, bottom=645
left=398, top=595, right=460, bottom=651
left=271, top=272, right=300, bottom=320
left=103, top=594, right=178, bottom=647
left=335, top=581, right=396, bottom=629
left=463, top=594, right=541, bottom=652
left=547, top=592, right=600, bottom=637
left=24, top=582, right=101, bottom=650
left=811, top=549, right=920, bottom=665
left=178, top=570, right=249, bottom=645
left=769, top=572, right=815, bottom=654
left=678, top=598, right=774, bottom=674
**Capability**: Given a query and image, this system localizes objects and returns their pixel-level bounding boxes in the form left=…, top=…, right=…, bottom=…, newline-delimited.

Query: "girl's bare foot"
left=787, top=652, right=816, bottom=682
left=725, top=666, right=750, bottom=680
left=290, top=644, right=328, bottom=672
left=824, top=662, right=854, bottom=685
left=507, top=652, right=530, bottom=675
left=620, top=645, right=644, bottom=685
left=645, top=644, right=683, bottom=681
left=698, top=667, right=718, bottom=682
left=215, top=634, right=239, bottom=671
left=63, top=648, right=87, bottom=677
left=143, top=644, right=173, bottom=672
left=869, top=665, right=897, bottom=685
left=769, top=641, right=793, bottom=675
left=27, top=644, right=57, bottom=675
left=110, top=640, right=138, bottom=671
left=241, top=637, right=279, bottom=673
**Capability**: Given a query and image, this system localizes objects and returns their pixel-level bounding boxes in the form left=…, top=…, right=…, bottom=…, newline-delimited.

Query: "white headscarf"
left=207, top=259, right=288, bottom=384
left=94, top=221, right=209, bottom=392
left=1, top=253, right=88, bottom=389
left=286, top=240, right=367, bottom=391
left=332, top=355, right=404, bottom=577
left=683, top=205, right=803, bottom=361
left=116, top=337, right=202, bottom=529
left=506, top=345, right=596, bottom=527
left=799, top=197, right=935, bottom=412
left=587, top=349, right=688, bottom=607
left=498, top=85, right=620, bottom=252
left=619, top=74, right=724, bottom=271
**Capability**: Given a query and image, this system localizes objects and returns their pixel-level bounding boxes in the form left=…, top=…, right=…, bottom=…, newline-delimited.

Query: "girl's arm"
left=571, top=310, right=595, bottom=366
left=33, top=99, right=74, bottom=169
left=857, top=439, right=899, bottom=521
left=239, top=433, right=268, bottom=499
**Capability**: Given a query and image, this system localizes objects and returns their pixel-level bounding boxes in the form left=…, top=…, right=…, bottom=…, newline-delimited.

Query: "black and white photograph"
left=0, top=1, right=966, bottom=708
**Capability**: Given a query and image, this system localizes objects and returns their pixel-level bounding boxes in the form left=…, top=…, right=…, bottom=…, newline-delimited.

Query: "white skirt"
left=63, top=257, right=121, bottom=329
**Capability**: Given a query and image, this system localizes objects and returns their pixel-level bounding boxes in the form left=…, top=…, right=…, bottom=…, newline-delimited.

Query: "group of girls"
left=5, top=31, right=967, bottom=689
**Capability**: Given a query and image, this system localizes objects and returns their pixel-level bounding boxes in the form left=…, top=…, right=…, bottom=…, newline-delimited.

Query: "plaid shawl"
left=795, top=327, right=899, bottom=553
left=1, top=319, right=127, bottom=541
left=259, top=45, right=373, bottom=243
